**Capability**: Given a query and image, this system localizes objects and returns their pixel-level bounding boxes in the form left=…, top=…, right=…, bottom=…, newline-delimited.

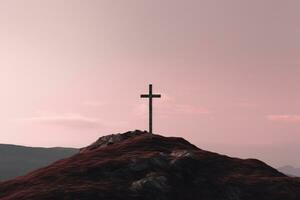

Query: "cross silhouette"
left=140, top=84, right=161, bottom=134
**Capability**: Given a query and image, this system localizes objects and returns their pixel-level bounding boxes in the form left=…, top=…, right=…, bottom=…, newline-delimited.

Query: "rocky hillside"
left=0, top=130, right=299, bottom=200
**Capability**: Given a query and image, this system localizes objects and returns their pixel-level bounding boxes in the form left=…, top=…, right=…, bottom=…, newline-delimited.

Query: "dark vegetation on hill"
left=0, top=130, right=299, bottom=200
left=0, top=144, right=77, bottom=180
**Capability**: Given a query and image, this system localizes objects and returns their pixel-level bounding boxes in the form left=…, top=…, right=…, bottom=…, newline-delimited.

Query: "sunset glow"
left=0, top=0, right=300, bottom=168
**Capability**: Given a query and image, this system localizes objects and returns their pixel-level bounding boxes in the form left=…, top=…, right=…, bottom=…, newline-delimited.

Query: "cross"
left=140, top=84, right=161, bottom=134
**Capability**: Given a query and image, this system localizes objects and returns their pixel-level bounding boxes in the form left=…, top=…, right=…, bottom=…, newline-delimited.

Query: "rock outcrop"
left=80, top=130, right=147, bottom=153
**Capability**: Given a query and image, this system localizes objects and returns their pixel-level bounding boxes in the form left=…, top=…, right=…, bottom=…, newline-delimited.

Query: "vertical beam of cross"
left=140, top=84, right=161, bottom=134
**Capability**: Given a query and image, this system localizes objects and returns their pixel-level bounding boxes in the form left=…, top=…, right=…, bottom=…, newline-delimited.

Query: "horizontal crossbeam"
left=140, top=94, right=161, bottom=98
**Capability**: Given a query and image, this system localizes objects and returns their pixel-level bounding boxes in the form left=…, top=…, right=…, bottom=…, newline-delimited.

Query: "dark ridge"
left=0, top=144, right=77, bottom=181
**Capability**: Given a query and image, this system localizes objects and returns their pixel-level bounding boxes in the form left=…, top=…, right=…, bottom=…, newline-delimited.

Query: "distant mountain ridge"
left=0, top=143, right=77, bottom=180
left=279, top=165, right=300, bottom=177
left=0, top=130, right=299, bottom=200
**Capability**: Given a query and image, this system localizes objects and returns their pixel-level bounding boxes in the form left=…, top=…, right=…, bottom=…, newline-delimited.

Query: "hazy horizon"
left=1, top=0, right=300, bottom=168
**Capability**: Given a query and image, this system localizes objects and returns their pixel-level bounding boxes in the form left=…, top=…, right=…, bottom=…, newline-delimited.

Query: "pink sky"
left=1, top=0, right=300, bottom=167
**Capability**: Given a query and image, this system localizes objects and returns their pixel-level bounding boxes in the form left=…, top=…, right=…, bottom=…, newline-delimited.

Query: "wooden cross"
left=140, top=84, right=161, bottom=134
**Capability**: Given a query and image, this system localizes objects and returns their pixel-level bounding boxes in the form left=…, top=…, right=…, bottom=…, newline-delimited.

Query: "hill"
left=0, top=130, right=299, bottom=200
left=279, top=165, right=300, bottom=177
left=0, top=144, right=77, bottom=180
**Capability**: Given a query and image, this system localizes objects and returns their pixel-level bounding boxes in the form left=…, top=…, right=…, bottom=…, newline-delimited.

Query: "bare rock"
left=130, top=172, right=169, bottom=193
left=80, top=130, right=147, bottom=153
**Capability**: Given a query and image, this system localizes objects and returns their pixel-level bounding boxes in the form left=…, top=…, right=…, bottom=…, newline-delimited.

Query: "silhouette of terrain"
left=0, top=144, right=77, bottom=180
left=279, top=165, right=300, bottom=177
left=0, top=130, right=299, bottom=200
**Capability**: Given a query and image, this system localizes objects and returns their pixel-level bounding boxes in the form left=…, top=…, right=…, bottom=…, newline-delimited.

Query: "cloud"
left=135, top=94, right=211, bottom=117
left=23, top=114, right=103, bottom=129
left=267, top=115, right=300, bottom=123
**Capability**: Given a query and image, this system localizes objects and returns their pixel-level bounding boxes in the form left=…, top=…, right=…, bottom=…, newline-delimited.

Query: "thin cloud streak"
left=267, top=115, right=300, bottom=123
left=21, top=114, right=103, bottom=129
left=135, top=94, right=211, bottom=117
